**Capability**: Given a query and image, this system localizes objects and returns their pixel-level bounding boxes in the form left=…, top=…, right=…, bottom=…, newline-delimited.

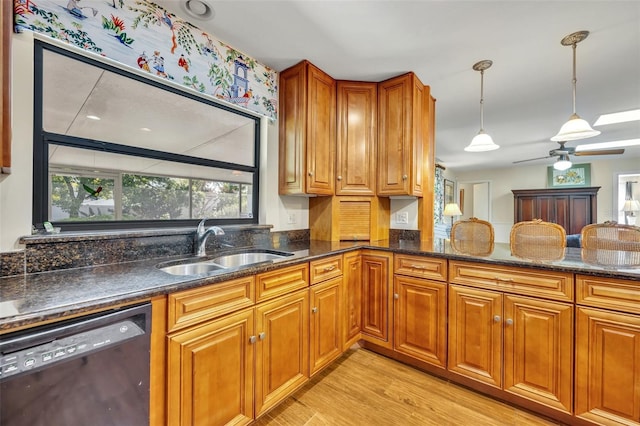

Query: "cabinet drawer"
left=449, top=261, right=573, bottom=302
left=310, top=255, right=343, bottom=285
left=256, top=263, right=309, bottom=302
left=394, top=254, right=447, bottom=281
left=576, top=275, right=640, bottom=315
left=168, top=276, right=255, bottom=332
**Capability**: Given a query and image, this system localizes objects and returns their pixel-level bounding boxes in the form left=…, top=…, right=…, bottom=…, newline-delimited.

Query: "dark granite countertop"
left=1, top=239, right=639, bottom=332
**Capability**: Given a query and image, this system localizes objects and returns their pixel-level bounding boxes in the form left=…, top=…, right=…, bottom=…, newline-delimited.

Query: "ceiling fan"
left=513, top=141, right=625, bottom=165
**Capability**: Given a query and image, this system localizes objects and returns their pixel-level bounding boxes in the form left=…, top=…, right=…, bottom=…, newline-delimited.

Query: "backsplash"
left=0, top=226, right=310, bottom=277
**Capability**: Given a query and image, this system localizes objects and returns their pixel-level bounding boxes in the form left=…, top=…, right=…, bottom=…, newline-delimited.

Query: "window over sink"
left=33, top=41, right=260, bottom=231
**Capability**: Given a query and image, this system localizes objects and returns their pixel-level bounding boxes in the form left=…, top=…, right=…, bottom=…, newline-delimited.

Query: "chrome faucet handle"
left=196, top=218, right=208, bottom=235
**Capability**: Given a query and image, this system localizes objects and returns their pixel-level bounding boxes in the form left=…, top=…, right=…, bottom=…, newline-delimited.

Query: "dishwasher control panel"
left=0, top=319, right=144, bottom=379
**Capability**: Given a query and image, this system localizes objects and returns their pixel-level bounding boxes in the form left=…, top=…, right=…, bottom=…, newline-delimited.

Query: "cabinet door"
left=167, top=308, right=254, bottom=426
left=503, top=295, right=573, bottom=413
left=448, top=284, right=502, bottom=388
left=336, top=81, right=377, bottom=195
left=278, top=60, right=335, bottom=196
left=377, top=74, right=411, bottom=196
left=310, top=276, right=343, bottom=375
left=361, top=251, right=393, bottom=349
left=516, top=196, right=537, bottom=222
left=576, top=307, right=640, bottom=425
left=306, top=63, right=335, bottom=195
left=255, top=289, right=309, bottom=417
left=569, top=195, right=592, bottom=234
left=343, top=251, right=362, bottom=350
left=394, top=275, right=446, bottom=368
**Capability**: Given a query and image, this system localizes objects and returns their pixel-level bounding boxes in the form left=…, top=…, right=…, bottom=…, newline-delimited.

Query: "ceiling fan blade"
left=574, top=149, right=625, bottom=156
left=512, top=155, right=553, bottom=164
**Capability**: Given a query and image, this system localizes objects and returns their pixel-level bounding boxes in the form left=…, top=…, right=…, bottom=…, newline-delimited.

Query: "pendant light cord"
left=571, top=42, right=577, bottom=116
left=479, top=69, right=485, bottom=131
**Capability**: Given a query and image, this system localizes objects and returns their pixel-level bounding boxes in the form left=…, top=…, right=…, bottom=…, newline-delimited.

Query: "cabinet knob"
left=402, top=174, right=408, bottom=180
left=249, top=335, right=257, bottom=344
left=493, top=315, right=501, bottom=323
left=506, top=319, right=514, bottom=325
left=308, top=171, right=314, bottom=177
left=312, top=307, right=318, bottom=313
left=394, top=293, right=399, bottom=300
left=337, top=176, right=342, bottom=181
left=258, top=332, right=266, bottom=340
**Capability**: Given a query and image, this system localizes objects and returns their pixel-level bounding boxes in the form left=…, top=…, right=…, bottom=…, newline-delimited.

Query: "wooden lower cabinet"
left=393, top=275, right=446, bottom=368
left=255, top=288, right=310, bottom=417
left=448, top=285, right=573, bottom=414
left=575, top=307, right=640, bottom=425
left=360, top=251, right=393, bottom=349
left=343, top=251, right=362, bottom=349
left=310, top=276, right=343, bottom=375
left=167, top=308, right=255, bottom=426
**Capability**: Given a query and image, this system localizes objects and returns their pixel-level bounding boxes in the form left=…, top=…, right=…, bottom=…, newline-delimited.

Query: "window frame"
left=33, top=41, right=261, bottom=231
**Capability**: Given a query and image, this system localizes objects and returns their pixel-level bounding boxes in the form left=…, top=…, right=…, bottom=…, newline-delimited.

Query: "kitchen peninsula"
left=1, top=230, right=639, bottom=426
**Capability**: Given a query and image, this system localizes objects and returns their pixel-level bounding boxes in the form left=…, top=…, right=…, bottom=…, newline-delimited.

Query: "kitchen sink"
left=157, top=249, right=294, bottom=276
left=159, top=262, right=227, bottom=276
left=211, top=251, right=292, bottom=268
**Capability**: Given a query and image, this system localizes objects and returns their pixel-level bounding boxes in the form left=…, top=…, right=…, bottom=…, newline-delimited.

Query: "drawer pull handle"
left=249, top=335, right=257, bottom=344
left=410, top=265, right=426, bottom=270
left=506, top=319, right=514, bottom=326
left=493, top=315, right=501, bottom=323
left=323, top=265, right=336, bottom=272
left=495, top=277, right=514, bottom=283
left=311, top=307, right=318, bottom=313
left=259, top=332, right=266, bottom=340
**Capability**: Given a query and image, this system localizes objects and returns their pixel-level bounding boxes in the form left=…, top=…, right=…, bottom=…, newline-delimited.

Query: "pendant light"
left=465, top=60, right=500, bottom=152
left=551, top=31, right=600, bottom=142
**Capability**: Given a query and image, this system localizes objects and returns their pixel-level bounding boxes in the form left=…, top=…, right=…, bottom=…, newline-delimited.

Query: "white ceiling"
left=154, top=0, right=640, bottom=172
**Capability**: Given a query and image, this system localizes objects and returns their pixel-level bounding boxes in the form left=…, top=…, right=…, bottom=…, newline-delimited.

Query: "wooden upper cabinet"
left=377, top=72, right=428, bottom=197
left=336, top=81, right=377, bottom=195
left=512, top=187, right=599, bottom=235
left=279, top=60, right=335, bottom=196
left=1, top=0, right=12, bottom=174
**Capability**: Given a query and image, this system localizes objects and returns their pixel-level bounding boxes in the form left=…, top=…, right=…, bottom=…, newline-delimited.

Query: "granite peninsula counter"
left=1, top=238, right=639, bottom=332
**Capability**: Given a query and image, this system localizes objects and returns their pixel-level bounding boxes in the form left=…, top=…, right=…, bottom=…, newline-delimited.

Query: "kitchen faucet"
left=194, top=218, right=225, bottom=257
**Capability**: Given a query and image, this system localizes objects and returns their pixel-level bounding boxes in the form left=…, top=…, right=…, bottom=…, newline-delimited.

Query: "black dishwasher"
left=0, top=302, right=151, bottom=426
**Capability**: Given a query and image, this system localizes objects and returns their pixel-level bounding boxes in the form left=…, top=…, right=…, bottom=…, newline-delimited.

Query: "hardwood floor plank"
left=252, top=348, right=562, bottom=426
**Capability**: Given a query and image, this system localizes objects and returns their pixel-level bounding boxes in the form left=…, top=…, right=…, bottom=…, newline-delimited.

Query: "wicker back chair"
left=510, top=219, right=566, bottom=261
left=580, top=222, right=640, bottom=268
left=450, top=217, right=495, bottom=256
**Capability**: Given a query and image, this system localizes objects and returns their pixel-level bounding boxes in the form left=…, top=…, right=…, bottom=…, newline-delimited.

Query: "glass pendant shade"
left=551, top=113, right=601, bottom=141
left=553, top=154, right=572, bottom=171
left=465, top=130, right=500, bottom=152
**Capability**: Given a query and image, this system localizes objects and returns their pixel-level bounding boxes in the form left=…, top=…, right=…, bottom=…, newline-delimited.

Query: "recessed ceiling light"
left=594, top=109, right=640, bottom=126
left=575, top=138, right=640, bottom=151
left=181, top=0, right=215, bottom=20
left=86, top=115, right=101, bottom=120
left=140, top=127, right=152, bottom=132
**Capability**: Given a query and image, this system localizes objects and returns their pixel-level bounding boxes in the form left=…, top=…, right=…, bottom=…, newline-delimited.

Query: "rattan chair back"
left=510, top=219, right=566, bottom=261
left=450, top=217, right=495, bottom=256
left=581, top=222, right=640, bottom=251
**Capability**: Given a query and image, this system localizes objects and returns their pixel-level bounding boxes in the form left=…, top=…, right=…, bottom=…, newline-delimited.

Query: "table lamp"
left=443, top=203, right=462, bottom=232
left=622, top=199, right=640, bottom=225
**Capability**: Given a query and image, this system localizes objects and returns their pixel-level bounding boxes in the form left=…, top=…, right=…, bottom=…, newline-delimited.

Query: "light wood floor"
left=253, top=348, right=562, bottom=426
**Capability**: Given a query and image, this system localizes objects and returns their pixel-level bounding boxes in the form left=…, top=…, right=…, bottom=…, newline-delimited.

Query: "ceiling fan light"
left=553, top=154, right=572, bottom=171
left=551, top=114, right=601, bottom=141
left=465, top=131, right=500, bottom=152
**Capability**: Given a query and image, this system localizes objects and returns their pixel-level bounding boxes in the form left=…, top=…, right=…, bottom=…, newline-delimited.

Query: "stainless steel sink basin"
left=211, top=251, right=292, bottom=268
left=157, top=250, right=294, bottom=276
left=159, top=262, right=226, bottom=276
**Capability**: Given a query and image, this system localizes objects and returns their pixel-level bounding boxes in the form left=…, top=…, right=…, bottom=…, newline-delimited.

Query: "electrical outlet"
left=287, top=213, right=296, bottom=224
left=397, top=211, right=409, bottom=224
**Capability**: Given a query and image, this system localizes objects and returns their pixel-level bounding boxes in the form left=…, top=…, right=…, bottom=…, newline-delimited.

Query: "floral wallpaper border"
left=14, top=0, right=278, bottom=120
left=434, top=164, right=445, bottom=224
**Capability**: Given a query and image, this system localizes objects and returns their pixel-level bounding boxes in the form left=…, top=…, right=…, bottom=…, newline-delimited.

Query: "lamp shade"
left=622, top=199, right=640, bottom=213
left=464, top=131, right=500, bottom=152
left=443, top=203, right=462, bottom=217
left=553, top=154, right=572, bottom=171
left=551, top=113, right=601, bottom=142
